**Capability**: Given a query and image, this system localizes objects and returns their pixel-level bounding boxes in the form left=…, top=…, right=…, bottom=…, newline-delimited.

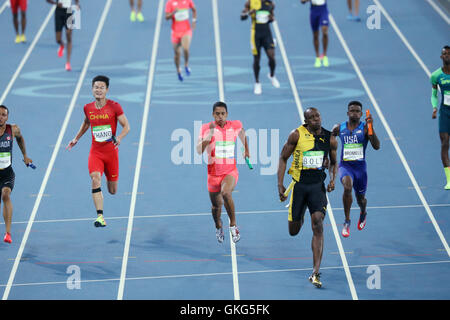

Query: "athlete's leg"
left=439, top=132, right=450, bottom=167
left=341, top=175, right=353, bottom=221
left=1, top=187, right=13, bottom=234
left=355, top=193, right=367, bottom=213
left=180, top=34, right=192, bottom=68
left=321, top=25, right=328, bottom=57
left=90, top=172, right=103, bottom=214
left=253, top=51, right=261, bottom=83
left=107, top=180, right=117, bottom=195
left=313, top=30, right=320, bottom=57
left=12, top=13, right=19, bottom=35
left=172, top=42, right=182, bottom=73
left=65, top=28, right=73, bottom=63
left=221, top=175, right=237, bottom=227
left=265, top=47, right=276, bottom=77
left=288, top=217, right=304, bottom=236
left=20, top=10, right=26, bottom=35
left=209, top=191, right=223, bottom=229
left=311, top=211, right=325, bottom=275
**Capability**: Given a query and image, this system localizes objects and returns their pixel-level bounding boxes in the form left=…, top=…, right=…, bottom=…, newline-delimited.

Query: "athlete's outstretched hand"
left=327, top=180, right=335, bottom=193
left=432, top=108, right=438, bottom=119
left=23, top=156, right=33, bottom=167
left=66, top=138, right=78, bottom=150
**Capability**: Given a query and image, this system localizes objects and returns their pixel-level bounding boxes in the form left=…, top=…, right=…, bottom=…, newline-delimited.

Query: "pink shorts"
left=171, top=29, right=192, bottom=44
left=207, top=168, right=239, bottom=193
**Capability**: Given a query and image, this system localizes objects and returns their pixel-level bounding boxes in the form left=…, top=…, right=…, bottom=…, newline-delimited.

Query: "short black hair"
left=304, top=107, right=319, bottom=119
left=0, top=105, right=9, bottom=115
left=443, top=45, right=450, bottom=51
left=213, top=101, right=227, bottom=112
left=348, top=100, right=363, bottom=110
left=92, top=75, right=110, bottom=88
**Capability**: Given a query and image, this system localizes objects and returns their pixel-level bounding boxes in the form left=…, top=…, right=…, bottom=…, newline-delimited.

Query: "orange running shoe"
left=4, top=232, right=12, bottom=244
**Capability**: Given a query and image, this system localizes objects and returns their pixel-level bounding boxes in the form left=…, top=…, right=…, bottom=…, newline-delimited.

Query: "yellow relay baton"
left=281, top=180, right=295, bottom=201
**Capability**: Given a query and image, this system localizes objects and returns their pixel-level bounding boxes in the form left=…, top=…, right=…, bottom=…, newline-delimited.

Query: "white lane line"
left=2, top=260, right=449, bottom=289
left=2, top=203, right=449, bottom=226
left=212, top=0, right=240, bottom=300
left=116, top=0, right=165, bottom=301
left=329, top=13, right=450, bottom=258
left=0, top=6, right=55, bottom=105
left=0, top=0, right=9, bottom=15
left=1, top=0, right=113, bottom=300
left=425, top=0, right=450, bottom=24
left=272, top=20, right=359, bottom=300
left=373, top=0, right=432, bottom=77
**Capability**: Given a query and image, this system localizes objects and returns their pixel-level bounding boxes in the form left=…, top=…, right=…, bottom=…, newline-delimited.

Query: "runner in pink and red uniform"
left=197, top=102, right=250, bottom=244
left=165, top=0, right=197, bottom=82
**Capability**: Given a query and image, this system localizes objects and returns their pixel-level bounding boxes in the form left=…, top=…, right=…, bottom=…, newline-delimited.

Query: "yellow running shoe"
left=309, top=273, right=322, bottom=288
left=322, top=56, right=329, bottom=67
left=137, top=12, right=144, bottom=22
left=15, top=35, right=21, bottom=43
left=94, top=215, right=107, bottom=227
left=314, top=57, right=321, bottom=68
left=130, top=11, right=136, bottom=22
left=20, top=34, right=26, bottom=43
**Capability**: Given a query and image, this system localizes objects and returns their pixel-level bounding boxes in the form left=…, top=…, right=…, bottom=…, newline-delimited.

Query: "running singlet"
left=311, top=0, right=326, bottom=5
left=338, top=121, right=368, bottom=166
left=250, top=0, right=273, bottom=32
left=0, top=125, right=13, bottom=170
left=84, top=100, right=124, bottom=149
left=200, top=120, right=243, bottom=176
left=431, top=68, right=450, bottom=108
left=288, top=125, right=331, bottom=184
left=165, top=0, right=194, bottom=33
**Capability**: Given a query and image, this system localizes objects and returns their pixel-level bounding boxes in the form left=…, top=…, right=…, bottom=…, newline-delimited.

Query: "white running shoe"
left=230, top=226, right=240, bottom=243
left=268, top=73, right=280, bottom=88
left=216, top=227, right=224, bottom=243
left=254, top=82, right=262, bottom=95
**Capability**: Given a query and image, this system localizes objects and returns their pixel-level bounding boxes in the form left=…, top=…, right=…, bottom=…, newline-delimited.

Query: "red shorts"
left=10, top=0, right=27, bottom=14
left=207, top=168, right=239, bottom=193
left=171, top=29, right=192, bottom=44
left=88, top=147, right=119, bottom=182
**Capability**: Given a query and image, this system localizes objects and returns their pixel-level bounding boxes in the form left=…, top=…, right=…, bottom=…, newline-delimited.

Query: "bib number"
left=302, top=151, right=324, bottom=169
left=343, top=143, right=364, bottom=161
left=0, top=152, right=11, bottom=169
left=444, top=93, right=450, bottom=106
left=256, top=10, right=270, bottom=24
left=174, top=9, right=189, bottom=21
left=215, top=141, right=235, bottom=159
left=93, top=125, right=112, bottom=142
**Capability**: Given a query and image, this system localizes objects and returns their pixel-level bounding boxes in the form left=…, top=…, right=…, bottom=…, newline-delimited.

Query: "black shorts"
left=288, top=181, right=327, bottom=222
left=0, top=167, right=15, bottom=192
left=251, top=30, right=275, bottom=56
left=55, top=7, right=72, bottom=32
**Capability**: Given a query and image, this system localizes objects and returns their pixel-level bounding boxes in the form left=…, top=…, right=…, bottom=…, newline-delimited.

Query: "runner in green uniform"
left=430, top=45, right=450, bottom=190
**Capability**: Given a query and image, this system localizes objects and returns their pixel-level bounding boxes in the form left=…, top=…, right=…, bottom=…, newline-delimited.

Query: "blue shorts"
left=339, top=163, right=367, bottom=195
left=310, top=5, right=329, bottom=31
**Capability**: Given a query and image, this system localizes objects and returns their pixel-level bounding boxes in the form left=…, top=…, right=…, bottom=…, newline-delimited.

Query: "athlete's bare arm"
left=66, top=116, right=90, bottom=150
left=196, top=122, right=215, bottom=155
left=115, top=114, right=130, bottom=147
left=432, top=84, right=438, bottom=119
left=277, top=129, right=299, bottom=201
left=327, top=135, right=338, bottom=192
left=238, top=127, right=250, bottom=159
left=12, top=124, right=32, bottom=166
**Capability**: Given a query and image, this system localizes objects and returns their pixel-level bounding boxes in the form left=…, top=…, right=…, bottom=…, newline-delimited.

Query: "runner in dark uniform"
left=0, top=105, right=33, bottom=243
left=241, top=0, right=280, bottom=95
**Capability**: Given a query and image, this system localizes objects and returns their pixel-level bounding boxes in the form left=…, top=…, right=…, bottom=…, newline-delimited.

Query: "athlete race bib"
left=174, top=9, right=189, bottom=21
left=0, top=152, right=11, bottom=169
left=93, top=125, right=112, bottom=142
left=311, top=0, right=326, bottom=5
left=343, top=143, right=364, bottom=161
left=444, top=92, right=450, bottom=106
left=59, top=0, right=72, bottom=8
left=302, top=151, right=324, bottom=169
left=256, top=10, right=270, bottom=24
left=215, top=141, right=235, bottom=159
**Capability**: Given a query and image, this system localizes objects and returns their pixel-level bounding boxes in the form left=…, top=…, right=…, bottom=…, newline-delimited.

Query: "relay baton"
left=366, top=109, right=373, bottom=136
left=241, top=147, right=253, bottom=170
left=27, top=163, right=36, bottom=169
left=280, top=180, right=295, bottom=203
